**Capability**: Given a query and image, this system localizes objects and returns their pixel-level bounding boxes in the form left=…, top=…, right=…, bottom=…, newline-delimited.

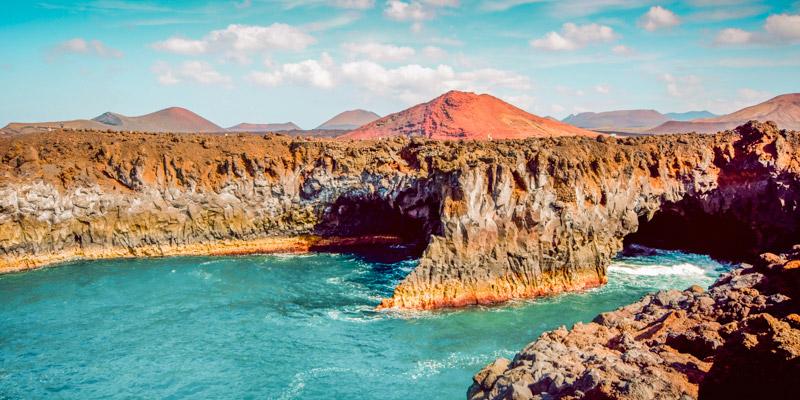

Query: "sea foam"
left=608, top=262, right=707, bottom=276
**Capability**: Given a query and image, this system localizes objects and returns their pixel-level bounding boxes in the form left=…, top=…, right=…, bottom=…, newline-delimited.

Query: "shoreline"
left=0, top=235, right=410, bottom=275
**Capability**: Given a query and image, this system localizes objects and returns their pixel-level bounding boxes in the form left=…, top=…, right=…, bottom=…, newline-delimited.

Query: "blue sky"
left=1, top=0, right=799, bottom=129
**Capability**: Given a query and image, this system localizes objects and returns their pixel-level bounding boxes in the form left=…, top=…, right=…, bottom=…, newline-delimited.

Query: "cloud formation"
left=248, top=53, right=530, bottom=105
left=383, top=0, right=458, bottom=31
left=152, top=24, right=315, bottom=62
left=639, top=6, right=680, bottom=31
left=714, top=13, right=800, bottom=45
left=249, top=53, right=336, bottom=88
left=330, top=0, right=375, bottom=9
left=49, top=38, right=123, bottom=61
left=531, top=23, right=616, bottom=51
left=342, top=42, right=416, bottom=62
left=152, top=61, right=232, bottom=86
left=661, top=73, right=701, bottom=98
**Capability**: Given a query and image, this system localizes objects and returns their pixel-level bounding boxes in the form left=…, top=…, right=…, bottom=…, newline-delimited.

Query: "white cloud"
left=764, top=13, right=800, bottom=41
left=661, top=73, right=702, bottom=98
left=340, top=60, right=530, bottom=104
left=330, top=0, right=375, bottom=9
left=714, top=28, right=753, bottom=45
left=531, top=22, right=616, bottom=51
left=383, top=0, right=459, bottom=31
left=594, top=84, right=611, bottom=94
left=152, top=24, right=315, bottom=62
left=342, top=42, right=415, bottom=62
left=422, top=45, right=447, bottom=59
left=152, top=61, right=232, bottom=86
left=480, top=0, right=544, bottom=12
left=49, top=38, right=123, bottom=60
left=639, top=6, right=680, bottom=31
left=250, top=53, right=336, bottom=89
left=303, top=13, right=362, bottom=32
left=384, top=1, right=433, bottom=21
left=611, top=44, right=633, bottom=55
left=152, top=37, right=206, bottom=55
left=713, top=13, right=800, bottom=46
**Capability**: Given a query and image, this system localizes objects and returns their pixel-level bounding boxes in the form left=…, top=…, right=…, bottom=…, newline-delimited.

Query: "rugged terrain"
left=650, top=93, right=800, bottom=134
left=341, top=91, right=596, bottom=140
left=468, top=246, right=800, bottom=400
left=1, top=121, right=799, bottom=312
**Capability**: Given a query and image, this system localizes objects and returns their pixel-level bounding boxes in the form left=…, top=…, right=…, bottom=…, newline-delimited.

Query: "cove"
left=0, top=247, right=728, bottom=399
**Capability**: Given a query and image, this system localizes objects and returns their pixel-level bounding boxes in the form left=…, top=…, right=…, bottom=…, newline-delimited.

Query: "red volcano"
left=340, top=91, right=596, bottom=140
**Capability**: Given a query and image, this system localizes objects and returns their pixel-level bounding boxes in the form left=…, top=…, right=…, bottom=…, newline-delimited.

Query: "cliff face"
left=1, top=122, right=799, bottom=312
left=467, top=246, right=800, bottom=400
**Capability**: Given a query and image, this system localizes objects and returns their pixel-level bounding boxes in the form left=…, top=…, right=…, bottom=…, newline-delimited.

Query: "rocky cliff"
left=468, top=246, right=800, bottom=400
left=1, top=122, right=799, bottom=312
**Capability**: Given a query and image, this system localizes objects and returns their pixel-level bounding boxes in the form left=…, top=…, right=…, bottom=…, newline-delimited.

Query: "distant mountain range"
left=562, top=109, right=718, bottom=132
left=2, top=108, right=380, bottom=136
left=648, top=93, right=800, bottom=134
left=664, top=111, right=717, bottom=121
left=3, top=92, right=797, bottom=138
left=341, top=90, right=596, bottom=140
left=316, top=110, right=380, bottom=130
left=3, top=107, right=224, bottom=134
left=562, top=110, right=669, bottom=131
left=228, top=122, right=301, bottom=132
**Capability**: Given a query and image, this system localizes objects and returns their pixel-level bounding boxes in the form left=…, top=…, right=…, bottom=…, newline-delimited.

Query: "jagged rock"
left=468, top=246, right=800, bottom=400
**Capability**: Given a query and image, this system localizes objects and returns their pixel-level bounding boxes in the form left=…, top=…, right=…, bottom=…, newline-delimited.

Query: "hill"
left=562, top=110, right=668, bottom=131
left=228, top=122, right=301, bottom=132
left=316, top=110, right=380, bottom=130
left=664, top=111, right=717, bottom=121
left=340, top=91, right=596, bottom=140
left=3, top=107, right=223, bottom=134
left=649, top=93, right=800, bottom=134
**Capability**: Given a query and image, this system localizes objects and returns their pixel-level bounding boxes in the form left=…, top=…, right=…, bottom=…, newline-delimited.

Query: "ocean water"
left=0, top=246, right=729, bottom=399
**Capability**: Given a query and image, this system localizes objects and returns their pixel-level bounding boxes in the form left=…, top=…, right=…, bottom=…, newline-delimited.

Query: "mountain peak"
left=341, top=91, right=596, bottom=140
left=316, top=109, right=380, bottom=130
left=649, top=92, right=800, bottom=134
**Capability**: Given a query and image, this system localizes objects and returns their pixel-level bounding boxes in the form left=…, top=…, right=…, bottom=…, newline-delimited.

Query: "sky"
left=1, top=0, right=799, bottom=129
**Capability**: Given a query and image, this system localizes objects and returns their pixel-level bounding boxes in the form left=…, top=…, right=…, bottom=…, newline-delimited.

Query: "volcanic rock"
left=1, top=121, right=799, bottom=314
left=468, top=246, right=800, bottom=400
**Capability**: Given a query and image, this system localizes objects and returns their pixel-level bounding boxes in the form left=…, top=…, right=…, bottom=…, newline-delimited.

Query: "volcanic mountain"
left=228, top=122, right=301, bottom=132
left=649, top=93, right=800, bottom=134
left=563, top=110, right=669, bottom=131
left=316, top=110, right=380, bottom=130
left=340, top=91, right=596, bottom=140
left=664, top=110, right=717, bottom=121
left=2, top=107, right=223, bottom=134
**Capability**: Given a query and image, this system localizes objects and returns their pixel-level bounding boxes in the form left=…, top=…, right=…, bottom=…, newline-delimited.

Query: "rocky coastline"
left=468, top=246, right=800, bottom=400
left=1, top=121, right=799, bottom=312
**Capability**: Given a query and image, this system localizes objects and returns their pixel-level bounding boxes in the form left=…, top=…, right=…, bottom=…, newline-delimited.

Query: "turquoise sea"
left=0, top=246, right=729, bottom=399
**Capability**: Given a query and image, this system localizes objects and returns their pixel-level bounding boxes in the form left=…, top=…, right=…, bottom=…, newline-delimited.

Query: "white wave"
left=608, top=262, right=707, bottom=277
left=406, top=350, right=514, bottom=380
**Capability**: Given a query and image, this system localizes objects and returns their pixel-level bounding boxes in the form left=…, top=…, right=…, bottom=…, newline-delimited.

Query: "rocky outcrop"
left=1, top=121, right=800, bottom=312
left=467, top=246, right=800, bottom=400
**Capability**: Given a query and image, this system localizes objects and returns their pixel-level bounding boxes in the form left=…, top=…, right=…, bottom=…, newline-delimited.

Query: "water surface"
left=0, top=247, right=729, bottom=399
